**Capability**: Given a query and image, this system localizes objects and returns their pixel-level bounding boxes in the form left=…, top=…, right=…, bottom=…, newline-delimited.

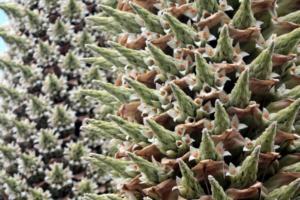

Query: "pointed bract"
left=213, top=25, right=234, bottom=63
left=229, top=69, right=251, bottom=108
left=231, top=0, right=256, bottom=29
left=200, top=130, right=220, bottom=161
left=100, top=5, right=141, bottom=33
left=214, top=100, right=230, bottom=135
left=249, top=42, right=274, bottom=80
left=164, top=13, right=198, bottom=45
left=208, top=175, right=232, bottom=200
left=231, top=146, right=261, bottom=188
left=177, top=160, right=204, bottom=198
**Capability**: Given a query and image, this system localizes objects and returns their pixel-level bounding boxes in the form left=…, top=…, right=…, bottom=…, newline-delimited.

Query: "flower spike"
left=177, top=160, right=204, bottom=198
left=229, top=69, right=251, bottom=108
left=230, top=0, right=256, bottom=29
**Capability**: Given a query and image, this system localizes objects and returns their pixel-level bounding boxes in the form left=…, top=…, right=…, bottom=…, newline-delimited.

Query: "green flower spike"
left=0, top=114, right=12, bottom=129
left=254, top=122, right=277, bottom=153
left=63, top=0, right=82, bottom=19
left=170, top=83, right=198, bottom=118
left=177, top=160, right=204, bottom=199
left=79, top=89, right=118, bottom=105
left=230, top=0, right=256, bottom=29
left=88, top=153, right=136, bottom=178
left=274, top=27, right=300, bottom=55
left=231, top=145, right=261, bottom=188
left=86, top=44, right=124, bottom=68
left=37, top=129, right=59, bottom=152
left=269, top=99, right=300, bottom=132
left=281, top=85, right=300, bottom=99
left=25, top=9, right=42, bottom=28
left=100, top=0, right=118, bottom=8
left=86, top=16, right=123, bottom=35
left=65, top=142, right=87, bottom=162
left=0, top=3, right=24, bottom=18
left=125, top=77, right=162, bottom=108
left=28, top=188, right=51, bottom=200
left=18, top=64, right=34, bottom=80
left=200, top=129, right=220, bottom=161
left=108, top=41, right=149, bottom=69
left=85, top=120, right=126, bottom=140
left=0, top=30, right=27, bottom=50
left=37, top=41, right=53, bottom=59
left=82, top=65, right=104, bottom=83
left=52, top=19, right=68, bottom=40
left=93, top=80, right=133, bottom=103
left=279, top=10, right=300, bottom=25
left=281, top=162, right=300, bottom=172
left=77, top=30, right=94, bottom=49
left=109, top=114, right=149, bottom=144
left=214, top=100, right=231, bottom=135
left=196, top=0, right=219, bottom=16
left=265, top=178, right=300, bottom=200
left=130, top=2, right=164, bottom=34
left=0, top=144, right=17, bottom=160
left=46, top=163, right=70, bottom=185
left=195, top=53, right=215, bottom=89
left=62, top=51, right=81, bottom=71
left=127, top=152, right=170, bottom=184
left=146, top=119, right=188, bottom=157
left=74, top=178, right=97, bottom=196
left=147, top=43, right=180, bottom=76
left=50, top=105, right=74, bottom=128
left=0, top=57, right=18, bottom=73
left=2, top=175, right=24, bottom=198
left=213, top=24, right=234, bottom=63
left=249, top=41, right=275, bottom=80
left=13, top=119, right=33, bottom=139
left=163, top=12, right=198, bottom=45
left=82, top=57, right=113, bottom=71
left=42, top=73, right=63, bottom=95
left=84, top=193, right=124, bottom=200
left=100, top=5, right=141, bottom=33
left=229, top=69, right=251, bottom=108
left=208, top=175, right=232, bottom=200
left=19, top=152, right=39, bottom=172
left=0, top=84, right=23, bottom=101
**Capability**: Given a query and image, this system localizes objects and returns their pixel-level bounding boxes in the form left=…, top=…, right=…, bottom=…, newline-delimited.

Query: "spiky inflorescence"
left=0, top=0, right=114, bottom=199
left=81, top=0, right=300, bottom=199
left=0, top=0, right=300, bottom=200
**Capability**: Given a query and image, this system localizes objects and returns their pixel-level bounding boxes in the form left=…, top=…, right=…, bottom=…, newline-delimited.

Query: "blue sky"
left=0, top=10, right=8, bottom=52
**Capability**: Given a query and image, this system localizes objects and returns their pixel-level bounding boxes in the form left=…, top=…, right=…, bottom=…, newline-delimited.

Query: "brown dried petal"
left=175, top=119, right=206, bottom=136
left=275, top=130, right=298, bottom=145
left=118, top=34, right=146, bottom=50
left=137, top=70, right=157, bottom=88
left=167, top=4, right=197, bottom=18
left=143, top=179, right=178, bottom=200
left=150, top=34, right=173, bottom=50
left=227, top=103, right=262, bottom=120
left=123, top=175, right=148, bottom=191
left=135, top=144, right=163, bottom=161
left=226, top=182, right=263, bottom=200
left=252, top=0, right=276, bottom=13
left=118, top=101, right=143, bottom=123
left=272, top=54, right=296, bottom=67
left=197, top=11, right=230, bottom=29
left=263, top=172, right=300, bottom=191
left=212, top=129, right=245, bottom=156
left=153, top=112, right=177, bottom=130
left=228, top=26, right=261, bottom=43
left=249, top=78, right=278, bottom=95
left=192, top=160, right=228, bottom=182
